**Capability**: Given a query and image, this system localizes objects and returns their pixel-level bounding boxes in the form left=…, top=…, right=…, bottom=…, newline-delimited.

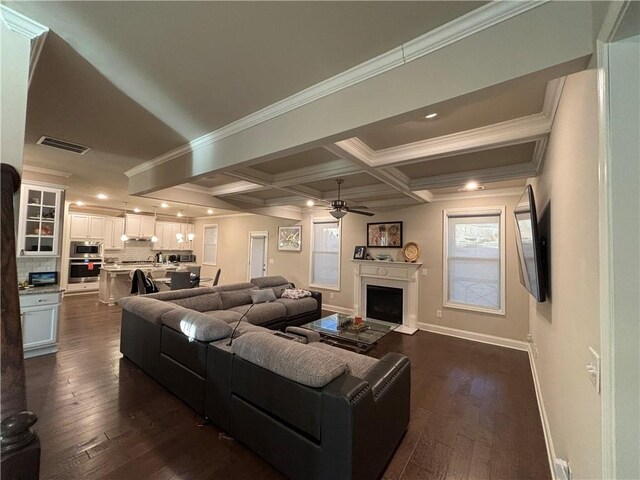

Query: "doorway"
left=248, top=231, right=268, bottom=281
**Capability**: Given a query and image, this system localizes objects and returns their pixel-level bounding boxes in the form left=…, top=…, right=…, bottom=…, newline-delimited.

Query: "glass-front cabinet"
left=17, top=184, right=63, bottom=257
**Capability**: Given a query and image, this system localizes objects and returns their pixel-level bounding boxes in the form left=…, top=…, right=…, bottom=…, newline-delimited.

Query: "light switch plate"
left=587, top=347, right=600, bottom=393
left=421, top=269, right=428, bottom=276
left=269, top=258, right=274, bottom=264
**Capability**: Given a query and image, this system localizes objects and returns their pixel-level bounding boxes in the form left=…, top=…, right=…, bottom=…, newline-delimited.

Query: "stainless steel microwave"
left=70, top=241, right=103, bottom=259
left=178, top=254, right=196, bottom=263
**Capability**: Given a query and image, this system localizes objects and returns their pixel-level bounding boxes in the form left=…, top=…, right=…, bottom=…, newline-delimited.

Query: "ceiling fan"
left=328, top=179, right=374, bottom=219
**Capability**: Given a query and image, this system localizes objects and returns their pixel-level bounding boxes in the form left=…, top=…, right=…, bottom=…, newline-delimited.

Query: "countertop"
left=101, top=263, right=198, bottom=272
left=19, top=285, right=65, bottom=296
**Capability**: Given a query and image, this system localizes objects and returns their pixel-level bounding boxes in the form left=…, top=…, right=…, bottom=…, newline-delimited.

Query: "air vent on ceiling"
left=37, top=136, right=91, bottom=155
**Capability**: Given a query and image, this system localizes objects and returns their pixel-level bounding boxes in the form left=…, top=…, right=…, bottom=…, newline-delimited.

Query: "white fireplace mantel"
left=351, top=260, right=422, bottom=335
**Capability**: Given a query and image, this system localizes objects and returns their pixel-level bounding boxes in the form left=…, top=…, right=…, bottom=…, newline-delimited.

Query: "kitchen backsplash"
left=17, top=257, right=57, bottom=283
left=105, top=240, right=192, bottom=262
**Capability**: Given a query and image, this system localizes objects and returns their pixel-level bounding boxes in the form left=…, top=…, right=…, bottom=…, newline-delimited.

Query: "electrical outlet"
left=421, top=268, right=428, bottom=276
left=587, top=347, right=600, bottom=393
left=269, top=258, right=274, bottom=264
left=436, top=309, right=442, bottom=318
left=330, top=293, right=334, bottom=299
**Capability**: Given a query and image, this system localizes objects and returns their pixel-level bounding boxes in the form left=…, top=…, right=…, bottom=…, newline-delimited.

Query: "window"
left=443, top=207, right=505, bottom=314
left=310, top=218, right=341, bottom=290
left=202, top=224, right=218, bottom=265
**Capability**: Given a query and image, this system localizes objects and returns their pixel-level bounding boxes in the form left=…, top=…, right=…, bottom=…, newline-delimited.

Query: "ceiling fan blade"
left=348, top=209, right=375, bottom=216
left=347, top=205, right=369, bottom=209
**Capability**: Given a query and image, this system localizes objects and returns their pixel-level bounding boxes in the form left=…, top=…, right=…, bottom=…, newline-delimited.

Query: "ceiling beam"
left=226, top=168, right=325, bottom=202
left=209, top=180, right=266, bottom=196
left=410, top=161, right=538, bottom=190
left=126, top=1, right=594, bottom=195
left=271, top=159, right=361, bottom=187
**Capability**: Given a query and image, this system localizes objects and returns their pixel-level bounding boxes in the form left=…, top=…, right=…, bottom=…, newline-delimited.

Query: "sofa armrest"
left=362, top=352, right=410, bottom=399
left=309, top=290, right=322, bottom=310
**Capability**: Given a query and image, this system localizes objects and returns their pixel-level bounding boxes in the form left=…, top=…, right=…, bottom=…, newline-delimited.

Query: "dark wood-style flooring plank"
left=24, top=296, right=550, bottom=479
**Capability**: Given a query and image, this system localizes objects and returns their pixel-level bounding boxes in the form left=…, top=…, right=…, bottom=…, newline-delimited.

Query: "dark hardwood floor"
left=24, top=295, right=550, bottom=479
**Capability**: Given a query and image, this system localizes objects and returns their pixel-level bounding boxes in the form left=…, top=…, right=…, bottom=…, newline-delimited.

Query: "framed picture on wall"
left=353, top=245, right=366, bottom=260
left=278, top=225, right=302, bottom=251
left=367, top=222, right=403, bottom=248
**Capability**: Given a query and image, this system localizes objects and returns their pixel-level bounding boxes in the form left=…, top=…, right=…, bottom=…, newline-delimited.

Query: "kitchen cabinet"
left=125, top=214, right=155, bottom=239
left=69, top=214, right=105, bottom=239
left=151, top=221, right=194, bottom=251
left=20, top=291, right=61, bottom=358
left=104, top=216, right=125, bottom=250
left=17, top=183, right=63, bottom=257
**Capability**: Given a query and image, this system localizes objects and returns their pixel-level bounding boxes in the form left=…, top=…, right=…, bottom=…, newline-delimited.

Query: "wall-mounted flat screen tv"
left=514, top=185, right=546, bottom=302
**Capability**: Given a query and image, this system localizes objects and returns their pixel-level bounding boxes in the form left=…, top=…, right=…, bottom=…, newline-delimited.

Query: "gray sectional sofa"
left=118, top=276, right=411, bottom=480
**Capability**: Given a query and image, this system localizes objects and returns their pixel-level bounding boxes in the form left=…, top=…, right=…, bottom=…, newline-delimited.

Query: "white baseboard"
left=527, top=344, right=558, bottom=480
left=417, top=322, right=528, bottom=351
left=323, top=304, right=354, bottom=315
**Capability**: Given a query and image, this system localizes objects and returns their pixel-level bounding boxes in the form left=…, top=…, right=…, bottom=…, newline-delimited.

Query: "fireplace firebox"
left=366, top=285, right=403, bottom=324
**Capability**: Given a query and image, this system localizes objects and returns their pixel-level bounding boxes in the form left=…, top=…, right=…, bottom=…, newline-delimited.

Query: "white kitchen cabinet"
left=104, top=217, right=125, bottom=250
left=125, top=214, right=155, bottom=239
left=17, top=184, right=63, bottom=257
left=152, top=222, right=171, bottom=250
left=69, top=214, right=105, bottom=239
left=151, top=221, right=194, bottom=251
left=20, top=291, right=61, bottom=358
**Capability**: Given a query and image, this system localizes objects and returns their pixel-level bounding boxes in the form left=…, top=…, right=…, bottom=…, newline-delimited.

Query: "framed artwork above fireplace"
left=367, top=221, right=402, bottom=248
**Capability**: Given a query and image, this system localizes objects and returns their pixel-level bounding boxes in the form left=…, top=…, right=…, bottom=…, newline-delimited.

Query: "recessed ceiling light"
left=96, top=193, right=107, bottom=199
left=306, top=199, right=315, bottom=207
left=177, top=211, right=183, bottom=217
left=425, top=113, right=438, bottom=119
left=207, top=209, right=214, bottom=215
left=75, top=201, right=84, bottom=206
left=133, top=207, right=141, bottom=213
left=160, top=203, right=169, bottom=209
left=465, top=181, right=479, bottom=190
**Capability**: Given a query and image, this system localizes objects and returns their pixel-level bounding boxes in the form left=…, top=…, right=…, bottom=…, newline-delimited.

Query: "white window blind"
left=310, top=219, right=340, bottom=289
left=202, top=224, right=218, bottom=265
left=444, top=208, right=505, bottom=314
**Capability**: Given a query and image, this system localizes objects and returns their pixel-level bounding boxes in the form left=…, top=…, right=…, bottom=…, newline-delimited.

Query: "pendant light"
left=176, top=210, right=184, bottom=243
left=187, top=206, right=195, bottom=241
left=150, top=206, right=159, bottom=243
left=120, top=202, right=129, bottom=242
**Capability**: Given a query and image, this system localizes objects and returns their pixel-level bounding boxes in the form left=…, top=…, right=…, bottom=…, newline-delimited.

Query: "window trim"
left=201, top=223, right=219, bottom=266
left=442, top=206, right=506, bottom=316
left=309, top=216, right=342, bottom=291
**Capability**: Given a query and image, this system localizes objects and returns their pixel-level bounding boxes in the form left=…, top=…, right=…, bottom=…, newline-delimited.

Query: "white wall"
left=528, top=69, right=602, bottom=478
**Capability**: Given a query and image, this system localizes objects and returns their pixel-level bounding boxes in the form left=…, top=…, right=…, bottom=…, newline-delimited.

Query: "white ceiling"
left=13, top=1, right=591, bottom=218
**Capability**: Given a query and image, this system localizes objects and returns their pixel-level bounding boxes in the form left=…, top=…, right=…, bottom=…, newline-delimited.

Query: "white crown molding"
left=542, top=77, right=566, bottom=126
left=0, top=5, right=48, bottom=39
left=28, top=30, right=48, bottom=86
left=192, top=213, right=254, bottom=220
left=125, top=1, right=546, bottom=179
left=226, top=194, right=265, bottom=206
left=410, top=161, right=537, bottom=190
left=22, top=164, right=72, bottom=178
left=532, top=137, right=549, bottom=173
left=272, top=159, right=361, bottom=188
left=210, top=180, right=266, bottom=197
left=369, top=113, right=551, bottom=168
left=173, top=183, right=213, bottom=194
left=402, top=1, right=547, bottom=63
left=429, top=186, right=525, bottom=203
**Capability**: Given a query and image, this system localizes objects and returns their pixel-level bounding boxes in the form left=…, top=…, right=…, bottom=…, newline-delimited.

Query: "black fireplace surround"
left=366, top=284, right=403, bottom=324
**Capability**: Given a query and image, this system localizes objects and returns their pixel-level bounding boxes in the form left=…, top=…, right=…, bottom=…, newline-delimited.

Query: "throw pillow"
left=281, top=288, right=312, bottom=300
left=249, top=289, right=277, bottom=304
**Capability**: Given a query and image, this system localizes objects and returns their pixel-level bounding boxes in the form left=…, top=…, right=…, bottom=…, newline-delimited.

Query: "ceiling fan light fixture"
left=330, top=210, right=347, bottom=219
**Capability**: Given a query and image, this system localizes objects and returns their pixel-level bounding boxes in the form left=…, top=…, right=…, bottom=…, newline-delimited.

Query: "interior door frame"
left=247, top=231, right=269, bottom=281
left=596, top=2, right=639, bottom=478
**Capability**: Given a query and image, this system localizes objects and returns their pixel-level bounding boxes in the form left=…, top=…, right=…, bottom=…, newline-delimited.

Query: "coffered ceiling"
left=10, top=1, right=599, bottom=219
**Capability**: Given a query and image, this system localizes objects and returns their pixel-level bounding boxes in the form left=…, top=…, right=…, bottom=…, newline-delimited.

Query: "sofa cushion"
left=219, top=289, right=255, bottom=309
left=250, top=276, right=290, bottom=289
left=170, top=293, right=223, bottom=312
left=249, top=289, right=277, bottom=304
left=229, top=302, right=287, bottom=326
left=231, top=332, right=348, bottom=388
left=117, top=296, right=177, bottom=325
left=308, top=343, right=378, bottom=378
left=202, top=309, right=244, bottom=324
left=275, top=297, right=318, bottom=317
left=160, top=307, right=232, bottom=342
left=211, top=282, right=256, bottom=293
left=144, top=287, right=214, bottom=301
left=209, top=322, right=273, bottom=352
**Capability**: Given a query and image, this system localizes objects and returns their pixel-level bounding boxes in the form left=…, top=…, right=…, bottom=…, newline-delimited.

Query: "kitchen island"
left=99, top=263, right=197, bottom=306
